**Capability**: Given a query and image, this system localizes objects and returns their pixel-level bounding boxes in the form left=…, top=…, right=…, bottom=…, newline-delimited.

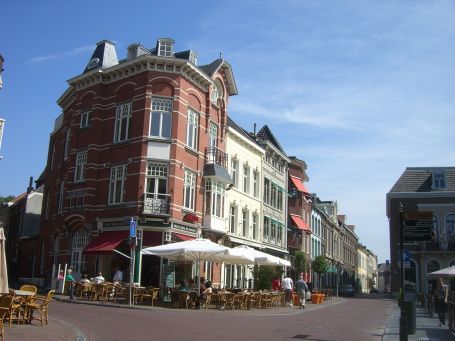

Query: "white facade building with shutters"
left=224, top=118, right=264, bottom=289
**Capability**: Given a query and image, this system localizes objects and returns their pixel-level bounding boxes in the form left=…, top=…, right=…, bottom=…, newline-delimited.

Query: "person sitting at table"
left=113, top=267, right=123, bottom=285
left=80, top=273, right=91, bottom=283
left=92, top=272, right=105, bottom=284
left=202, top=281, right=212, bottom=300
left=199, top=277, right=206, bottom=296
left=188, top=278, right=197, bottom=290
left=178, top=280, right=188, bottom=292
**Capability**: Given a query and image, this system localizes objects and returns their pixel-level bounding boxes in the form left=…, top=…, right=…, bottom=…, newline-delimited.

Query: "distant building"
left=377, top=261, right=391, bottom=294
left=387, top=167, right=455, bottom=295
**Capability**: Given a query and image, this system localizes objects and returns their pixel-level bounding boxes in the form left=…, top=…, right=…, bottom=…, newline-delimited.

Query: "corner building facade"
left=40, top=38, right=237, bottom=287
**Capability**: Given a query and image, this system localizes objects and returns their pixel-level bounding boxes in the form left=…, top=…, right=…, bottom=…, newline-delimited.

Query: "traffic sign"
left=130, top=218, right=137, bottom=238
left=327, top=267, right=337, bottom=273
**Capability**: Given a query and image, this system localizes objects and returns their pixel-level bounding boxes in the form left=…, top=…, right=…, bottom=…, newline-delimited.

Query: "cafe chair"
left=0, top=295, right=13, bottom=341
left=19, top=284, right=38, bottom=294
left=113, top=286, right=128, bottom=304
left=6, top=290, right=23, bottom=326
left=176, top=291, right=189, bottom=309
left=140, top=287, right=159, bottom=306
left=26, top=290, right=55, bottom=326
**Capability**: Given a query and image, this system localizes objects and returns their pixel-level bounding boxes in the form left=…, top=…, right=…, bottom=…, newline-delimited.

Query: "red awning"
left=84, top=231, right=129, bottom=254
left=290, top=215, right=311, bottom=234
left=174, top=233, right=195, bottom=241
left=290, top=176, right=309, bottom=194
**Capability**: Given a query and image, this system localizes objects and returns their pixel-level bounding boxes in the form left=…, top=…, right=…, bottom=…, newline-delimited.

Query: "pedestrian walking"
left=295, top=274, right=309, bottom=309
left=65, top=269, right=76, bottom=299
left=434, top=277, right=448, bottom=327
left=282, top=274, right=293, bottom=307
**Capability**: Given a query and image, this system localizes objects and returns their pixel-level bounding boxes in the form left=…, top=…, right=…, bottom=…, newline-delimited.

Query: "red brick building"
left=287, top=157, right=312, bottom=281
left=40, top=38, right=237, bottom=287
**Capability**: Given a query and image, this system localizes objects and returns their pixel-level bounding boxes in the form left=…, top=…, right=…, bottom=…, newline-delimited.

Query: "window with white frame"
left=146, top=163, right=168, bottom=196
left=253, top=170, right=259, bottom=198
left=158, top=39, right=174, bottom=57
left=270, top=219, right=277, bottom=243
left=432, top=171, right=446, bottom=189
left=252, top=213, right=258, bottom=240
left=277, top=222, right=283, bottom=245
left=53, top=236, right=60, bottom=266
left=186, top=109, right=198, bottom=150
left=57, top=181, right=64, bottom=214
left=205, top=179, right=225, bottom=218
left=208, top=122, right=218, bottom=147
left=271, top=184, right=277, bottom=207
left=71, top=229, right=89, bottom=275
left=69, top=191, right=84, bottom=209
left=446, top=214, right=455, bottom=241
left=50, top=141, right=56, bottom=171
left=63, top=129, right=70, bottom=161
left=150, top=98, right=172, bottom=139
left=264, top=178, right=270, bottom=204
left=229, top=204, right=237, bottom=234
left=231, top=159, right=239, bottom=187
left=432, top=214, right=439, bottom=240
left=277, top=189, right=283, bottom=211
left=242, top=209, right=249, bottom=237
left=210, top=80, right=223, bottom=105
left=243, top=165, right=250, bottom=194
left=45, top=190, right=50, bottom=220
left=108, top=165, right=127, bottom=204
left=80, top=111, right=90, bottom=128
left=74, top=151, right=87, bottom=182
left=114, top=102, right=132, bottom=143
left=263, top=217, right=270, bottom=242
left=183, top=170, right=196, bottom=211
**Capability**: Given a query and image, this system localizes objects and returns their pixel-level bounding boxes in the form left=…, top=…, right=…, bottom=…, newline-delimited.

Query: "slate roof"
left=199, top=59, right=223, bottom=77
left=227, top=117, right=257, bottom=145
left=389, top=167, right=455, bottom=193
left=256, top=125, right=286, bottom=154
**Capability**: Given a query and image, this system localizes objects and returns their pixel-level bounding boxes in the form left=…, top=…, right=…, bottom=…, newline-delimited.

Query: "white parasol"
left=0, top=227, right=9, bottom=294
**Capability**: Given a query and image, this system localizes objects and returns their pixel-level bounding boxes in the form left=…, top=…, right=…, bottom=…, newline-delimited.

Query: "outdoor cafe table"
left=13, top=290, right=36, bottom=324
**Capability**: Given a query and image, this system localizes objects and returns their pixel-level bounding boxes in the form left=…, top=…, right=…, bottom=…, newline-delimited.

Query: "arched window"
left=432, top=214, right=439, bottom=240
left=446, top=214, right=455, bottom=241
left=71, top=229, right=89, bottom=276
left=426, top=260, right=440, bottom=274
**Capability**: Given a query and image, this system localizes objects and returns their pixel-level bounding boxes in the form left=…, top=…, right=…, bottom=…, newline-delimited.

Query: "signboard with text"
left=402, top=211, right=434, bottom=242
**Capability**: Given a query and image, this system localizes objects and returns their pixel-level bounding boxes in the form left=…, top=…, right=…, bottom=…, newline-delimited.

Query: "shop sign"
left=173, top=223, right=197, bottom=234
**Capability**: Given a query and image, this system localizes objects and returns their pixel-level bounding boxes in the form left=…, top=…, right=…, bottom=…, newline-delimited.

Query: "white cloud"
left=27, top=45, right=95, bottom=63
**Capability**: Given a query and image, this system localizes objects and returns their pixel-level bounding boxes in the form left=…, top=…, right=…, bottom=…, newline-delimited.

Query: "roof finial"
left=219, top=52, right=223, bottom=59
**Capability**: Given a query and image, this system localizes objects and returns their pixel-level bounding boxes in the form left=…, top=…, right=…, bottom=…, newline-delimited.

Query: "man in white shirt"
left=93, top=272, right=105, bottom=284
left=282, top=275, right=294, bottom=307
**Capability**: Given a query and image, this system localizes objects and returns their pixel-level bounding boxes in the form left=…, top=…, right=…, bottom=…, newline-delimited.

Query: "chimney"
left=27, top=176, right=34, bottom=194
left=127, top=43, right=150, bottom=60
left=84, top=40, right=118, bottom=73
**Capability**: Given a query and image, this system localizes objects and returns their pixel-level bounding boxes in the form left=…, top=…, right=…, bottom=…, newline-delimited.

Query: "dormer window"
left=432, top=170, right=446, bottom=189
left=189, top=51, right=198, bottom=65
left=157, top=38, right=174, bottom=57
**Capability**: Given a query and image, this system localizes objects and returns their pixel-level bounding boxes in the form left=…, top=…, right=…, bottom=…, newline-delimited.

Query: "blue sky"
left=1, top=0, right=455, bottom=264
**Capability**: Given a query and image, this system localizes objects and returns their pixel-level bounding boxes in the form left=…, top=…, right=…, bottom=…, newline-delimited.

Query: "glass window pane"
left=150, top=112, right=161, bottom=136
left=162, top=113, right=171, bottom=138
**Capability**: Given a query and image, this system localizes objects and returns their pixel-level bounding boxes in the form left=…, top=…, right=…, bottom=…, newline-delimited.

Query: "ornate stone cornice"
left=58, top=55, right=214, bottom=109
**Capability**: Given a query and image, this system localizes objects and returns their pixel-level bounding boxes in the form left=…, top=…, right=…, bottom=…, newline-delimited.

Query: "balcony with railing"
left=203, top=147, right=232, bottom=183
left=205, top=147, right=228, bottom=168
left=142, top=193, right=170, bottom=215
